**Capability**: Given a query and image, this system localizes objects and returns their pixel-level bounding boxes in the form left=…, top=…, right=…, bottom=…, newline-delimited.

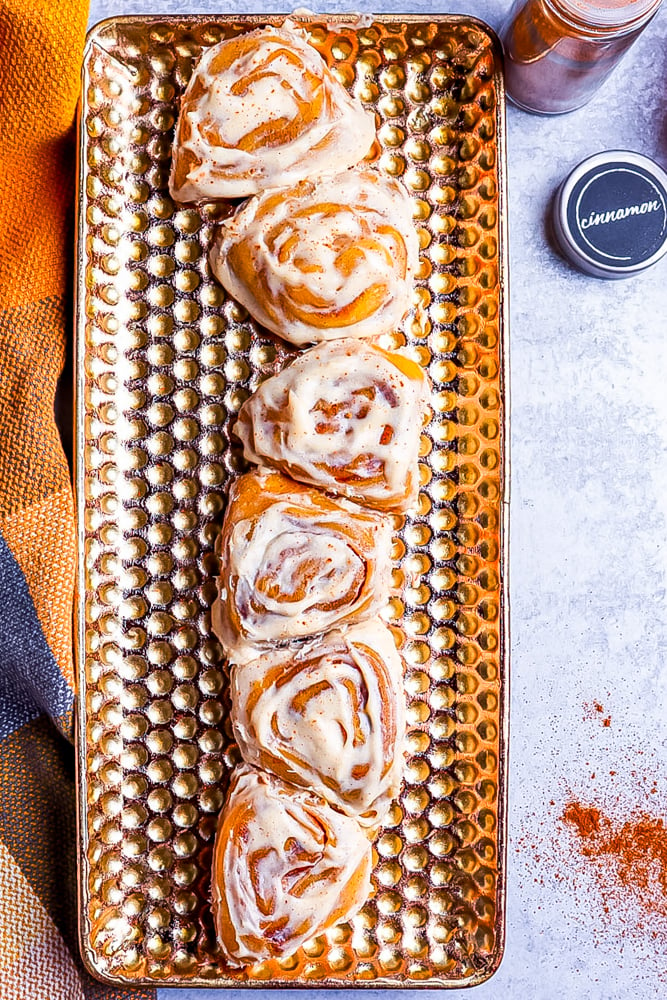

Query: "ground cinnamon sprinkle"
left=560, top=799, right=667, bottom=940
left=562, top=801, right=601, bottom=838
left=583, top=700, right=611, bottom=728
left=513, top=702, right=667, bottom=979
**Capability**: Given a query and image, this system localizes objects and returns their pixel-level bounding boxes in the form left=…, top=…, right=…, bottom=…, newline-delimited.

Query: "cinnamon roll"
left=210, top=168, right=419, bottom=345
left=234, top=338, right=430, bottom=512
left=230, top=618, right=406, bottom=828
left=169, top=24, right=376, bottom=202
left=212, top=469, right=393, bottom=664
left=212, top=764, right=373, bottom=966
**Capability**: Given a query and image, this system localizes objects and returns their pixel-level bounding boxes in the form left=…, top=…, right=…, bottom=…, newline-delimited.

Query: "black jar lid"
left=553, top=150, right=667, bottom=279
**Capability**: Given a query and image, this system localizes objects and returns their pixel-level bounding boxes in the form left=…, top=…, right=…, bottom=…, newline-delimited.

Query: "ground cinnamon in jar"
left=500, top=0, right=663, bottom=114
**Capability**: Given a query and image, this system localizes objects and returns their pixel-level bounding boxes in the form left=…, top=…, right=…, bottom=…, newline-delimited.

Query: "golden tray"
left=75, top=12, right=509, bottom=988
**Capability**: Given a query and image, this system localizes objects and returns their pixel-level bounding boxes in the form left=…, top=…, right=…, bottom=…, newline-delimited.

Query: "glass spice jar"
left=500, top=0, right=663, bottom=114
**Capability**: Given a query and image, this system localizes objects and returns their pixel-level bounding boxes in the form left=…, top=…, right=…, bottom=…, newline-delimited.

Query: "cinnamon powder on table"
left=583, top=700, right=611, bottom=727
left=560, top=799, right=667, bottom=934
left=513, top=700, right=667, bottom=978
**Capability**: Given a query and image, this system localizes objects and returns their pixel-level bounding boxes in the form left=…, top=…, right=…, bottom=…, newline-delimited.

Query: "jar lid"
left=555, top=0, right=662, bottom=32
left=553, top=150, right=667, bottom=279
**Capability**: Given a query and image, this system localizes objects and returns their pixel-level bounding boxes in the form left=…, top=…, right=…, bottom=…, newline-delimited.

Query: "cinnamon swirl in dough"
left=230, top=618, right=406, bottom=828
left=234, top=338, right=430, bottom=512
left=169, top=24, right=376, bottom=202
left=210, top=168, right=419, bottom=345
left=212, top=764, right=372, bottom=966
left=212, top=469, right=393, bottom=664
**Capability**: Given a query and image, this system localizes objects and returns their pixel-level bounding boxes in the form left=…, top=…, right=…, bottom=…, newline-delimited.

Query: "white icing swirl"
left=212, top=764, right=372, bottom=966
left=169, top=24, right=376, bottom=202
left=210, top=168, right=419, bottom=345
left=212, top=470, right=394, bottom=664
left=235, top=338, right=430, bottom=511
left=231, top=618, right=406, bottom=827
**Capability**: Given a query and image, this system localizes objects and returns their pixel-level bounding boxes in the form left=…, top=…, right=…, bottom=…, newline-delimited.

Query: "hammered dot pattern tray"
left=75, top=14, right=509, bottom=988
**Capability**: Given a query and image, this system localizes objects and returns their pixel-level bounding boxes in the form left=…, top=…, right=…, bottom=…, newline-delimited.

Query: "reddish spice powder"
left=583, top=700, right=611, bottom=726
left=562, top=801, right=601, bottom=838
left=561, top=799, right=667, bottom=936
left=514, top=703, right=667, bottom=973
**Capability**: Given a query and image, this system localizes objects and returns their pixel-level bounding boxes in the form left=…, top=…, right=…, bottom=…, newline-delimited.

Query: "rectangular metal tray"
left=75, top=13, right=509, bottom=988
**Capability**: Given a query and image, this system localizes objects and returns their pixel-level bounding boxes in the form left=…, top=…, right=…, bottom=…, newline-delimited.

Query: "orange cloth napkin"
left=0, top=2, right=154, bottom=996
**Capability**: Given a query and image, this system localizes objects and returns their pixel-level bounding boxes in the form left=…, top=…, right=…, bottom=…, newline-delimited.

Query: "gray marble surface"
left=87, top=1, right=667, bottom=996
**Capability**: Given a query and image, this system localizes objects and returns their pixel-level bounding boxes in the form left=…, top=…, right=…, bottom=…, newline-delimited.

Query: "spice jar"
left=552, top=150, right=667, bottom=277
left=500, top=0, right=663, bottom=114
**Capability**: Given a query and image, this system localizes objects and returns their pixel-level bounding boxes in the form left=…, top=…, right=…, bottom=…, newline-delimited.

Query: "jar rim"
left=547, top=0, right=662, bottom=31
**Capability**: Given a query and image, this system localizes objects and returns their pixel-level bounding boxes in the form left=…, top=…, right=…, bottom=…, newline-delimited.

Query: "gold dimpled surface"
left=76, top=14, right=508, bottom=988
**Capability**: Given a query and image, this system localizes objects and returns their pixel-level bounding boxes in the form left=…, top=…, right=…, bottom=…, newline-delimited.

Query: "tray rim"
left=73, top=11, right=511, bottom=989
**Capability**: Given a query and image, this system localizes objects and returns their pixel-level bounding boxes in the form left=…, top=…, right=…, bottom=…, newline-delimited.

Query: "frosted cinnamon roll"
left=212, top=764, right=372, bottom=966
left=234, top=339, right=430, bottom=512
left=231, top=619, right=406, bottom=828
left=210, top=168, right=419, bottom=345
left=212, top=469, right=393, bottom=664
left=169, top=24, right=376, bottom=202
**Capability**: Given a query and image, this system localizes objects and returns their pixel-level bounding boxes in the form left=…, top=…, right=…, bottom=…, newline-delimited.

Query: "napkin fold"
left=0, top=2, right=155, bottom=996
